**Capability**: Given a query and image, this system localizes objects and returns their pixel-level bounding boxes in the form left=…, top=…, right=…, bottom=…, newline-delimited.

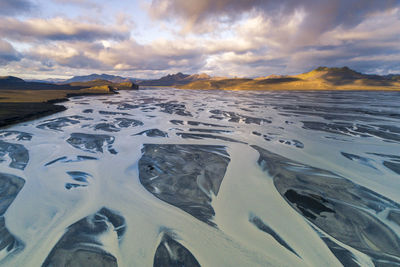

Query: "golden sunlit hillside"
left=179, top=67, right=400, bottom=91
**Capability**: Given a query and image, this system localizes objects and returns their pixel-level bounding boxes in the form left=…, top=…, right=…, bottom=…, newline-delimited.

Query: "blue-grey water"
left=0, top=88, right=399, bottom=266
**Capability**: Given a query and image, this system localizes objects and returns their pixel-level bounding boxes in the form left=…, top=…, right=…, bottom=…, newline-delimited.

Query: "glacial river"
left=0, top=88, right=399, bottom=266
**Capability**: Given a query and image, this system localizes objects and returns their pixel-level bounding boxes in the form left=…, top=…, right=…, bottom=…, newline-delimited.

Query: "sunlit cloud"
left=0, top=0, right=399, bottom=78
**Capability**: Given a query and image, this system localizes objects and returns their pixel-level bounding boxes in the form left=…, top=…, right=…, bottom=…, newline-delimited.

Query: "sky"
left=0, top=0, right=400, bottom=79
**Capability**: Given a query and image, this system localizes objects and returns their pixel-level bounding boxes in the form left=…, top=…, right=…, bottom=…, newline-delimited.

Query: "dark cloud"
left=28, top=51, right=103, bottom=70
left=0, top=17, right=129, bottom=42
left=151, top=0, right=400, bottom=76
left=0, top=39, right=21, bottom=65
left=0, top=0, right=35, bottom=16
left=150, top=0, right=399, bottom=36
left=1, top=0, right=399, bottom=77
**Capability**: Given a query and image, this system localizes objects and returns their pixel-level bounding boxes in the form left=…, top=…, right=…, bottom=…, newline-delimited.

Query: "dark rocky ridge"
left=252, top=145, right=400, bottom=266
left=0, top=76, right=82, bottom=90
left=176, top=132, right=246, bottom=144
left=0, top=172, right=26, bottom=263
left=0, top=131, right=32, bottom=141
left=138, top=72, right=210, bottom=86
left=0, top=75, right=138, bottom=129
left=209, top=109, right=271, bottom=125
left=45, top=155, right=97, bottom=167
left=156, top=101, right=192, bottom=117
left=134, top=129, right=168, bottom=137
left=0, top=140, right=29, bottom=170
left=63, top=73, right=132, bottom=84
left=93, top=118, right=143, bottom=133
left=67, top=133, right=117, bottom=154
left=37, top=116, right=92, bottom=131
left=42, top=207, right=125, bottom=267
left=154, top=233, right=200, bottom=267
left=138, top=144, right=230, bottom=226
left=249, top=214, right=299, bottom=258
left=0, top=102, right=67, bottom=129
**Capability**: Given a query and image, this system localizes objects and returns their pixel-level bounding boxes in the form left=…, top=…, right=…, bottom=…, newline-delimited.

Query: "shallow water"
left=0, top=88, right=400, bottom=266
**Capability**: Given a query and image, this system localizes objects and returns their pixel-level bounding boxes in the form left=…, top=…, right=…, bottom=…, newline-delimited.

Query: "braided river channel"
left=0, top=88, right=400, bottom=266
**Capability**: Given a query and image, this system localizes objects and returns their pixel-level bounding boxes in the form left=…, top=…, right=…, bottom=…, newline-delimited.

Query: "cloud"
left=23, top=37, right=205, bottom=75
left=0, top=17, right=130, bottom=42
left=146, top=0, right=400, bottom=76
left=0, top=39, right=21, bottom=65
left=2, top=0, right=400, bottom=78
left=0, top=0, right=35, bottom=16
left=51, top=0, right=102, bottom=12
left=150, top=0, right=398, bottom=37
left=26, top=42, right=103, bottom=69
left=11, top=6, right=400, bottom=78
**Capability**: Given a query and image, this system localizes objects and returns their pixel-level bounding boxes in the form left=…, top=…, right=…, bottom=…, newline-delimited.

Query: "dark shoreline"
left=0, top=92, right=120, bottom=129
left=0, top=102, right=67, bottom=129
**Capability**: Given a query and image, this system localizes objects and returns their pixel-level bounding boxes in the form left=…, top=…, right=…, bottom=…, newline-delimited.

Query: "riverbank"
left=0, top=88, right=117, bottom=128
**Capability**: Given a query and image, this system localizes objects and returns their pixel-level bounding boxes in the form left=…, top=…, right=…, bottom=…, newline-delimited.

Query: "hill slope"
left=138, top=72, right=211, bottom=86
left=0, top=76, right=82, bottom=90
left=63, top=74, right=132, bottom=84
left=179, top=67, right=400, bottom=91
left=69, top=79, right=138, bottom=90
left=0, top=76, right=138, bottom=92
left=0, top=76, right=138, bottom=128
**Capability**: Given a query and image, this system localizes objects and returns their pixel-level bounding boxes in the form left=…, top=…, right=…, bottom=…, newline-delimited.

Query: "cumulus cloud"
left=0, top=0, right=35, bottom=16
left=51, top=0, right=102, bottom=12
left=150, top=0, right=398, bottom=35
left=24, top=38, right=205, bottom=75
left=11, top=6, right=400, bottom=78
left=0, top=17, right=130, bottom=42
left=26, top=42, right=102, bottom=69
left=2, top=0, right=400, bottom=78
left=0, top=39, right=21, bottom=65
left=147, top=0, right=400, bottom=76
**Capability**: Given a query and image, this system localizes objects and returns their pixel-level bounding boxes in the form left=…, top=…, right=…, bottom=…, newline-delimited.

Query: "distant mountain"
left=179, top=67, right=400, bottom=91
left=63, top=74, right=133, bottom=84
left=0, top=76, right=82, bottom=90
left=384, top=74, right=400, bottom=81
left=25, top=78, right=66, bottom=84
left=69, top=79, right=138, bottom=90
left=0, top=76, right=25, bottom=85
left=138, top=72, right=211, bottom=86
left=21, top=72, right=211, bottom=87
left=0, top=76, right=138, bottom=91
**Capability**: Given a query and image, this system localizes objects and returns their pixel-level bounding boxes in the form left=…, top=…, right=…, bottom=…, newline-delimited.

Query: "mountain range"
left=0, top=76, right=138, bottom=91
left=1, top=67, right=399, bottom=128
left=0, top=76, right=83, bottom=90
left=179, top=67, right=400, bottom=91
left=30, top=72, right=212, bottom=86
left=62, top=74, right=135, bottom=84
left=136, top=73, right=211, bottom=86
left=3, top=67, right=400, bottom=91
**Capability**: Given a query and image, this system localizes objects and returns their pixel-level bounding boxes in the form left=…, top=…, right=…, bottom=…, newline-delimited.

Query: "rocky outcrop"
left=138, top=144, right=230, bottom=226
left=42, top=207, right=125, bottom=267
left=154, top=233, right=200, bottom=267
left=0, top=172, right=25, bottom=262
left=252, top=145, right=400, bottom=266
left=0, top=140, right=29, bottom=170
left=67, top=133, right=117, bottom=154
